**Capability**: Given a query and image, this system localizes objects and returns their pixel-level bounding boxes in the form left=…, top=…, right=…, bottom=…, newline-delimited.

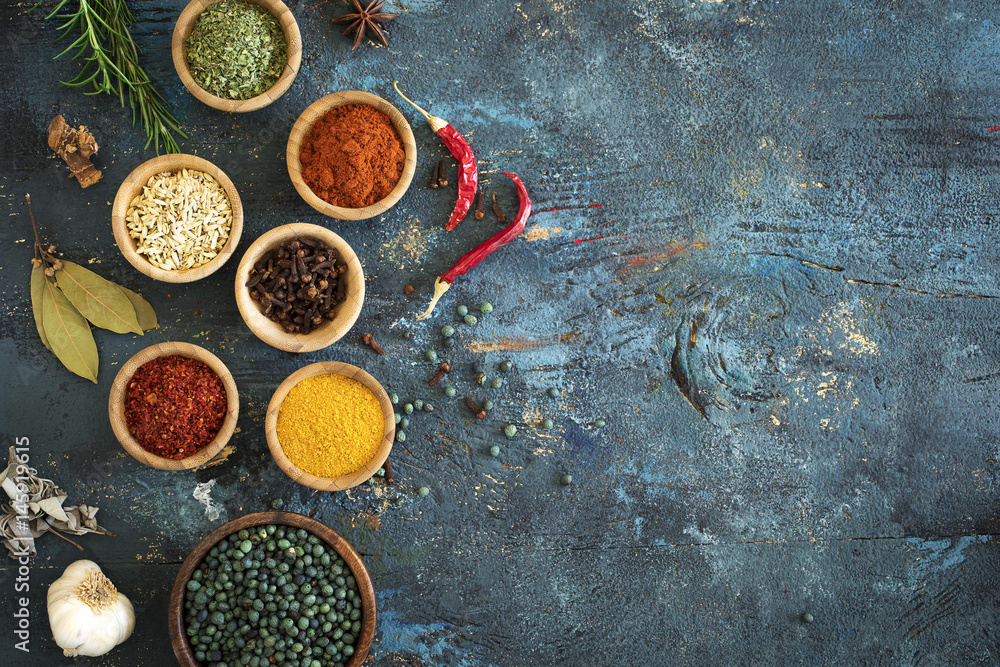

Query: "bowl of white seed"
left=112, top=154, right=244, bottom=283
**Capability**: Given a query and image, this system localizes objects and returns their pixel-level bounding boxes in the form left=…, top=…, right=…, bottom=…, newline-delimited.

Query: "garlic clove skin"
left=48, top=559, right=135, bottom=658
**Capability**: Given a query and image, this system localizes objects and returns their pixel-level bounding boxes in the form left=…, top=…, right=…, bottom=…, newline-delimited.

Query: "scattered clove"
left=428, top=161, right=440, bottom=190
left=362, top=333, right=385, bottom=355
left=437, top=159, right=448, bottom=187
left=464, top=396, right=486, bottom=420
left=404, top=284, right=415, bottom=295
left=474, top=191, right=485, bottom=220
left=492, top=192, right=506, bottom=223
left=428, top=362, right=450, bottom=386
left=383, top=458, right=394, bottom=484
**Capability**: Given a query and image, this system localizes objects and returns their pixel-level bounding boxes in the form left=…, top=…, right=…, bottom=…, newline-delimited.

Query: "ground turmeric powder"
left=276, top=373, right=384, bottom=478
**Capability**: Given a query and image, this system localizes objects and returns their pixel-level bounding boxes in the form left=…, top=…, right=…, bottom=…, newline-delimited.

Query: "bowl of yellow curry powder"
left=266, top=362, right=394, bottom=491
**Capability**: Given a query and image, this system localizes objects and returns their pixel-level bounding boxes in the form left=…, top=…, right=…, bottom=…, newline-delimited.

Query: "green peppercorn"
left=483, top=400, right=494, bottom=410
left=541, top=418, right=554, bottom=430
left=464, top=314, right=478, bottom=326
left=491, top=377, right=503, bottom=389
left=802, top=613, right=814, bottom=623
left=480, top=302, right=493, bottom=313
left=441, top=325, right=455, bottom=337
left=594, top=419, right=606, bottom=428
left=477, top=374, right=487, bottom=386
left=394, top=412, right=402, bottom=424
left=404, top=403, right=414, bottom=414
left=547, top=387, right=560, bottom=398
left=489, top=445, right=500, bottom=457
left=425, top=349, right=438, bottom=362
left=389, top=393, right=399, bottom=404
left=457, top=305, right=469, bottom=316
left=396, top=431, right=406, bottom=443
left=270, top=498, right=284, bottom=510
left=418, top=486, right=430, bottom=497
left=499, top=360, right=512, bottom=372
left=504, top=424, right=517, bottom=438
left=413, top=399, right=424, bottom=411
left=399, top=417, right=409, bottom=428
left=423, top=403, right=434, bottom=412
left=395, top=496, right=405, bottom=506
left=377, top=467, right=385, bottom=477
left=560, top=474, right=573, bottom=486
left=444, top=386, right=456, bottom=397
left=367, top=477, right=374, bottom=485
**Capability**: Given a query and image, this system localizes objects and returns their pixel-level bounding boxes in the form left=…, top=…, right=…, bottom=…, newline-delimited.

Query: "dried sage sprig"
left=27, top=194, right=158, bottom=382
left=0, top=447, right=114, bottom=558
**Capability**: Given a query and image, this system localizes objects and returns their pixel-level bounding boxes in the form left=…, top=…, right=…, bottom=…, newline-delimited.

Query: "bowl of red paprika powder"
left=287, top=91, right=417, bottom=220
left=108, top=342, right=240, bottom=471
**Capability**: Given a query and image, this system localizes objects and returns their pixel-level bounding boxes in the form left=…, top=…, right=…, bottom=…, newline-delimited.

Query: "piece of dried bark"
left=48, top=115, right=102, bottom=188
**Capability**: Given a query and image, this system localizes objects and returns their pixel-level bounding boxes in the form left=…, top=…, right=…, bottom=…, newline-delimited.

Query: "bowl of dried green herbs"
left=172, top=0, right=302, bottom=112
left=112, top=153, right=244, bottom=282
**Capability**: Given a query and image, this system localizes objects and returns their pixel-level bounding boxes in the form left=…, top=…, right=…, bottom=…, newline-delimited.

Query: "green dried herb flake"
left=185, top=0, right=288, bottom=101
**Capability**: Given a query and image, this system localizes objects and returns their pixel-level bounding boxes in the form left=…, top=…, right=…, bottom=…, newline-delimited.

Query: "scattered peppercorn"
left=395, top=496, right=405, bottom=506
left=389, top=393, right=399, bottom=404
left=457, top=305, right=468, bottom=316
left=423, top=403, right=434, bottom=412
left=594, top=419, right=606, bottom=428
left=418, top=486, right=430, bottom=497
left=464, top=314, right=478, bottom=326
left=489, top=445, right=500, bottom=457
left=541, top=418, right=553, bottom=430
left=802, top=613, right=814, bottom=624
left=399, top=417, right=409, bottom=428
left=491, top=377, right=503, bottom=389
left=444, top=386, right=456, bottom=397
left=483, top=400, right=494, bottom=410
left=413, top=399, right=424, bottom=411
left=377, top=467, right=385, bottom=476
left=404, top=403, right=414, bottom=414
left=477, top=373, right=487, bottom=386
left=394, top=413, right=402, bottom=424
left=425, top=349, right=438, bottom=362
left=480, top=302, right=493, bottom=313
left=443, top=336, right=456, bottom=349
left=504, top=424, right=517, bottom=438
left=396, top=431, right=406, bottom=443
left=404, top=284, right=415, bottom=294
left=270, top=498, right=284, bottom=509
left=560, top=474, right=572, bottom=486
left=547, top=387, right=560, bottom=398
left=441, top=325, right=455, bottom=337
left=499, top=360, right=512, bottom=372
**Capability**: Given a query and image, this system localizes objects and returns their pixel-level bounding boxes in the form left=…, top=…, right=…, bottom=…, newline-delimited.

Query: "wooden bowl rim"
left=286, top=90, right=417, bottom=220
left=233, top=223, right=365, bottom=352
left=265, top=361, right=394, bottom=491
left=168, top=511, right=376, bottom=667
left=108, top=342, right=239, bottom=471
left=171, top=0, right=303, bottom=112
left=111, top=154, right=244, bottom=283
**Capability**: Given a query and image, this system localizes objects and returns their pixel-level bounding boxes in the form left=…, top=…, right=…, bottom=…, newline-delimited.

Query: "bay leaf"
left=117, top=285, right=158, bottom=330
left=55, top=260, right=142, bottom=335
left=40, top=281, right=99, bottom=383
left=30, top=267, right=53, bottom=352
left=36, top=496, right=70, bottom=523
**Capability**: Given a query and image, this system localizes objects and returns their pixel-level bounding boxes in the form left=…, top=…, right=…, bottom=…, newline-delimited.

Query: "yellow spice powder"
left=276, top=373, right=384, bottom=478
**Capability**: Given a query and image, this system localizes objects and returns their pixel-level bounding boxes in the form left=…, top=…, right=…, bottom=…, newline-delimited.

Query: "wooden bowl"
left=108, top=342, right=239, bottom=471
left=286, top=91, right=417, bottom=220
left=234, top=223, right=364, bottom=352
left=168, top=511, right=376, bottom=667
left=171, top=0, right=302, bottom=112
left=265, top=362, right=394, bottom=491
left=111, top=154, right=244, bottom=283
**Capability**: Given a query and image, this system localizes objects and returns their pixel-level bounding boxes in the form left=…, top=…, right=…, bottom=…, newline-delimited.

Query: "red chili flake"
left=124, top=355, right=227, bottom=460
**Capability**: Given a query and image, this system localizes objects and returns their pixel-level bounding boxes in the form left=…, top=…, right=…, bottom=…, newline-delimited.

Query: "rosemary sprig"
left=41, top=0, right=186, bottom=154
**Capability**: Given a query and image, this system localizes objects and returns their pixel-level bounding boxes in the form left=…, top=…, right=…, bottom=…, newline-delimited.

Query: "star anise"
left=332, top=0, right=398, bottom=51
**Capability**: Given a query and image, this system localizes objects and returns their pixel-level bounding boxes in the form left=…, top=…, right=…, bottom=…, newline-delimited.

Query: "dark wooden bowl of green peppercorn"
left=168, top=511, right=375, bottom=667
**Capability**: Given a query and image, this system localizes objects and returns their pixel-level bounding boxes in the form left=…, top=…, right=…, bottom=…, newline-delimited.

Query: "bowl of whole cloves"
left=234, top=223, right=364, bottom=352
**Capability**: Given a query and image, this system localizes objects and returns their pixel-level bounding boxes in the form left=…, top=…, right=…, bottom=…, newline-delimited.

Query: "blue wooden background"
left=1, top=0, right=999, bottom=665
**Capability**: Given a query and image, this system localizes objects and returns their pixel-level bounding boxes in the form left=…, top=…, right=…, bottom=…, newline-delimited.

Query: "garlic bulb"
left=47, top=560, right=135, bottom=657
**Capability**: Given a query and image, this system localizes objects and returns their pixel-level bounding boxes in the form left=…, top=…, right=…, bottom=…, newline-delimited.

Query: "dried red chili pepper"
left=394, top=81, right=478, bottom=230
left=416, top=172, right=531, bottom=320
left=124, top=355, right=227, bottom=460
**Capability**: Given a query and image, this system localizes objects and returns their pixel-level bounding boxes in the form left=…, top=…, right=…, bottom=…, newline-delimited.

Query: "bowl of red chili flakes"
left=108, top=342, right=239, bottom=471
